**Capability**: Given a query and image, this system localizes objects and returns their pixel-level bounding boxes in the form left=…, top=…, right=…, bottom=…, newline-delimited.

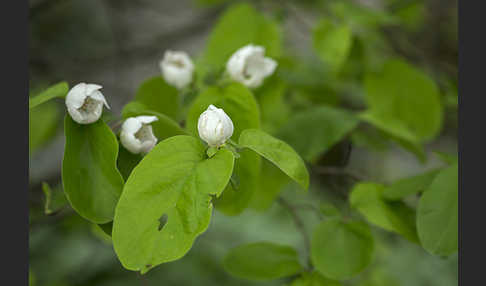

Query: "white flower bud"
left=197, top=105, right=234, bottom=147
left=226, top=44, right=278, bottom=89
left=65, top=83, right=110, bottom=124
left=160, top=50, right=195, bottom=89
left=120, top=116, right=159, bottom=154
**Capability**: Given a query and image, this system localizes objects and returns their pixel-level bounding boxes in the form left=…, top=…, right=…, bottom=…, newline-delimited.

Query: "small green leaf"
left=206, top=147, right=218, bottom=158
left=112, top=136, right=234, bottom=273
left=121, top=101, right=186, bottom=140
left=363, top=59, right=443, bottom=142
left=29, top=82, right=69, bottom=109
left=223, top=242, right=303, bottom=280
left=311, top=218, right=374, bottom=280
left=133, top=77, right=179, bottom=120
left=239, top=129, right=309, bottom=190
left=62, top=116, right=125, bottom=224
left=278, top=106, right=359, bottom=162
left=290, top=272, right=342, bottom=286
left=42, top=182, right=68, bottom=215
left=382, top=169, right=441, bottom=201
left=350, top=183, right=418, bottom=242
left=417, top=163, right=458, bottom=256
left=313, top=19, right=353, bottom=73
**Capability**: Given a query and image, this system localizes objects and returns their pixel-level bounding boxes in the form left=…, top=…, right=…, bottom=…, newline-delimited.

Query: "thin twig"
left=109, top=120, right=123, bottom=131
left=277, top=197, right=311, bottom=270
left=313, top=166, right=368, bottom=181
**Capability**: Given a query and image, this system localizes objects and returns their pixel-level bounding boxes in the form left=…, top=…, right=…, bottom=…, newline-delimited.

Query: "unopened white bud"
left=65, top=83, right=110, bottom=124
left=197, top=105, right=234, bottom=147
left=120, top=116, right=159, bottom=154
left=226, top=44, right=277, bottom=89
left=160, top=50, right=194, bottom=89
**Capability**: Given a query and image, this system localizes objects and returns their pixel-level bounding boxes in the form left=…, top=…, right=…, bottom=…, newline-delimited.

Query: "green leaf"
left=254, top=76, right=290, bottom=134
left=330, top=1, right=397, bottom=30
left=434, top=151, right=458, bottom=165
left=42, top=182, right=68, bottom=215
left=290, top=272, right=342, bottom=286
left=417, top=163, right=458, bottom=256
left=382, top=169, right=441, bottom=201
left=278, top=106, right=359, bottom=162
left=350, top=128, right=389, bottom=152
left=121, top=101, right=186, bottom=140
left=249, top=159, right=290, bottom=212
left=133, top=77, right=179, bottom=120
left=239, top=129, right=309, bottom=190
left=319, top=202, right=341, bottom=218
left=313, top=19, right=353, bottom=73
left=29, top=82, right=69, bottom=109
left=363, top=59, right=443, bottom=142
left=223, top=242, right=302, bottom=280
left=395, top=2, right=426, bottom=32
left=311, top=218, right=374, bottom=280
left=62, top=116, right=125, bottom=223
left=350, top=183, right=418, bottom=242
left=200, top=3, right=281, bottom=72
left=213, top=149, right=261, bottom=215
left=116, top=145, right=143, bottom=181
left=112, top=136, right=234, bottom=273
left=29, top=101, right=61, bottom=155
left=186, top=82, right=261, bottom=215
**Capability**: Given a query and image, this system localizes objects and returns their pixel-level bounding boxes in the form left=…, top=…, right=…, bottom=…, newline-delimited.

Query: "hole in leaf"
left=158, top=213, right=168, bottom=231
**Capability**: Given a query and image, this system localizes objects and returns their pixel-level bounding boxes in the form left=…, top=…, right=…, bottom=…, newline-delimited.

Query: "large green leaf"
left=363, top=59, right=443, bottom=142
left=62, top=116, right=125, bottom=223
left=200, top=3, right=281, bottom=72
left=349, top=183, right=418, bottom=242
left=239, top=129, right=309, bottom=190
left=121, top=101, right=186, bottom=140
left=290, top=272, right=342, bottom=286
left=278, top=106, right=359, bottom=162
left=187, top=82, right=261, bottom=215
left=133, top=77, right=179, bottom=120
left=29, top=82, right=69, bottom=109
left=223, top=242, right=302, bottom=280
left=311, top=218, right=374, bottom=280
left=417, top=163, right=458, bottom=256
left=112, top=136, right=234, bottom=273
left=249, top=159, right=290, bottom=212
left=382, top=169, right=441, bottom=201
left=313, top=19, right=353, bottom=73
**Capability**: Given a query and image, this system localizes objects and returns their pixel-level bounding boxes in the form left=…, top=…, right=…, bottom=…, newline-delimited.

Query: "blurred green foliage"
left=29, top=0, right=457, bottom=285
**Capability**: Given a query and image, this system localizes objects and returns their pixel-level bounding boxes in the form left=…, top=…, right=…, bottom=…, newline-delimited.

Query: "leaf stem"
left=277, top=197, right=312, bottom=270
